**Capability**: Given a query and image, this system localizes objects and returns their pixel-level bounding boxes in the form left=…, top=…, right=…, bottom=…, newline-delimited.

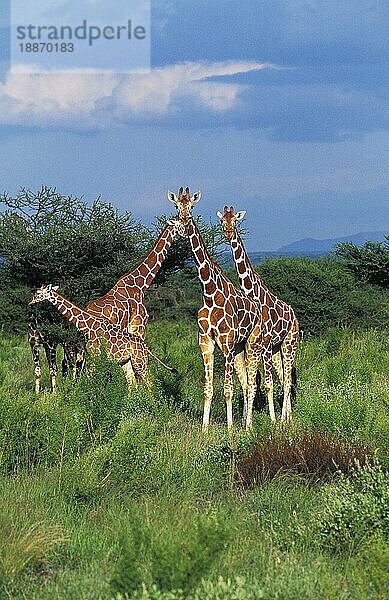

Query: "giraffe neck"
left=187, top=220, right=223, bottom=297
left=47, top=291, right=100, bottom=334
left=121, top=224, right=177, bottom=292
left=230, top=230, right=268, bottom=300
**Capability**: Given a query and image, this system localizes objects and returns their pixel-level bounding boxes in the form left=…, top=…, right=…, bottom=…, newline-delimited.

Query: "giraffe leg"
left=130, top=341, right=150, bottom=387
left=122, top=360, right=137, bottom=388
left=234, top=351, right=248, bottom=423
left=272, top=351, right=283, bottom=386
left=199, top=334, right=215, bottom=431
left=245, top=352, right=261, bottom=431
left=28, top=321, right=42, bottom=394
left=143, top=374, right=153, bottom=389
left=224, top=353, right=235, bottom=430
left=262, top=348, right=275, bottom=422
left=62, top=341, right=85, bottom=381
left=30, top=339, right=41, bottom=394
left=62, top=356, right=69, bottom=379
left=62, top=342, right=71, bottom=379
left=281, top=324, right=299, bottom=421
left=71, top=345, right=86, bottom=379
left=244, top=324, right=263, bottom=430
left=44, top=342, right=57, bottom=393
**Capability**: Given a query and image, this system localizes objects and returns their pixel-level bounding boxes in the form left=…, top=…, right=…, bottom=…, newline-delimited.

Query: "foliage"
left=66, top=346, right=130, bottom=444
left=335, top=236, right=389, bottom=287
left=145, top=269, right=201, bottom=322
left=318, top=463, right=389, bottom=554
left=0, top=520, right=66, bottom=583
left=255, top=257, right=351, bottom=334
left=0, top=392, right=83, bottom=474
left=0, top=326, right=388, bottom=598
left=254, top=256, right=389, bottom=334
left=295, top=328, right=389, bottom=451
left=0, top=187, right=148, bottom=334
left=235, top=429, right=373, bottom=487
left=0, top=188, right=224, bottom=335
left=0, top=187, right=150, bottom=302
left=112, top=507, right=229, bottom=596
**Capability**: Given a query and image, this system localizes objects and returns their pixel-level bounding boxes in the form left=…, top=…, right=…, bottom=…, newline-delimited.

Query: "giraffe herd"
left=29, top=187, right=299, bottom=430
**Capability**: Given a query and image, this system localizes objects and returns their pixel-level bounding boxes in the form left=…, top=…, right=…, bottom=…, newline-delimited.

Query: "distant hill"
left=275, top=231, right=387, bottom=255
left=233, top=231, right=388, bottom=267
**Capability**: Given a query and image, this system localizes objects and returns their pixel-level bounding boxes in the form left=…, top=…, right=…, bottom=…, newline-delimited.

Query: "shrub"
left=335, top=238, right=389, bottom=288
left=254, top=256, right=389, bottom=334
left=61, top=444, right=112, bottom=502
left=64, top=414, right=227, bottom=502
left=0, top=392, right=83, bottom=473
left=256, top=257, right=353, bottom=335
left=317, top=462, right=389, bottom=554
left=235, top=429, right=373, bottom=487
left=112, top=507, right=230, bottom=596
left=67, top=346, right=130, bottom=444
left=125, top=577, right=263, bottom=599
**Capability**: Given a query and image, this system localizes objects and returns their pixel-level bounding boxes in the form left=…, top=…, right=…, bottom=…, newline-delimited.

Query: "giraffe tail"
left=145, top=345, right=178, bottom=374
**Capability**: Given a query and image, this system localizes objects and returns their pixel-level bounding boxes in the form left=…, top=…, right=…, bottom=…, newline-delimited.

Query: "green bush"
left=254, top=256, right=389, bottom=334
left=295, top=329, right=389, bottom=449
left=64, top=414, right=228, bottom=503
left=112, top=506, right=230, bottom=596
left=255, top=257, right=352, bottom=334
left=336, top=238, right=389, bottom=287
left=317, top=463, right=389, bottom=554
left=67, top=347, right=130, bottom=444
left=119, top=576, right=264, bottom=599
left=0, top=392, right=83, bottom=473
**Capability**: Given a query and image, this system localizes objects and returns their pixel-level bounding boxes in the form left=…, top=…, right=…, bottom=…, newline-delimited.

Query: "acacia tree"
left=335, top=237, right=389, bottom=288
left=0, top=187, right=222, bottom=334
left=0, top=187, right=154, bottom=334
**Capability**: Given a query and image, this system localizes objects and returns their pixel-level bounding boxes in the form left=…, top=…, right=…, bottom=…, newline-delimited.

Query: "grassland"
left=0, top=323, right=388, bottom=599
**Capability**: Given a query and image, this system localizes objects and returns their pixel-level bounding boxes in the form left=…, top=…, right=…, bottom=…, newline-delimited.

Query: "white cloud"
left=0, top=61, right=272, bottom=129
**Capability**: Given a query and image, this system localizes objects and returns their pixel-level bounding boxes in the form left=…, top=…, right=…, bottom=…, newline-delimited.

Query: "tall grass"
left=0, top=325, right=388, bottom=598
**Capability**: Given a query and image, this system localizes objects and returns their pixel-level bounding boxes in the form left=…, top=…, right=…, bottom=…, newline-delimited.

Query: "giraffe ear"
left=216, top=211, right=223, bottom=219
left=235, top=210, right=246, bottom=221
left=167, top=219, right=178, bottom=226
left=53, top=285, right=59, bottom=291
left=191, top=191, right=201, bottom=204
left=167, top=191, right=178, bottom=204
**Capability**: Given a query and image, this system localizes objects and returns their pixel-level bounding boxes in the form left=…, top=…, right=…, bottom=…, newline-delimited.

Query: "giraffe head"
left=167, top=219, right=187, bottom=238
left=167, top=186, right=201, bottom=225
left=29, top=284, right=59, bottom=305
left=216, top=206, right=246, bottom=241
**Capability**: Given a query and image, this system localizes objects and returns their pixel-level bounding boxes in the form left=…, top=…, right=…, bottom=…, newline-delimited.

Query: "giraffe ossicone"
left=168, top=186, right=201, bottom=225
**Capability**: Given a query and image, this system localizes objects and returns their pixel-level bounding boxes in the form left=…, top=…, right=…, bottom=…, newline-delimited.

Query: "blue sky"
left=0, top=0, right=388, bottom=250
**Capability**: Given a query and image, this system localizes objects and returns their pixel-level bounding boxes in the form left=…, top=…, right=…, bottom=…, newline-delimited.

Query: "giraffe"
left=29, top=221, right=180, bottom=392
left=28, top=314, right=85, bottom=394
left=29, top=285, right=149, bottom=385
left=86, top=221, right=184, bottom=339
left=217, top=206, right=299, bottom=424
left=168, top=193, right=264, bottom=429
left=169, top=187, right=259, bottom=427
